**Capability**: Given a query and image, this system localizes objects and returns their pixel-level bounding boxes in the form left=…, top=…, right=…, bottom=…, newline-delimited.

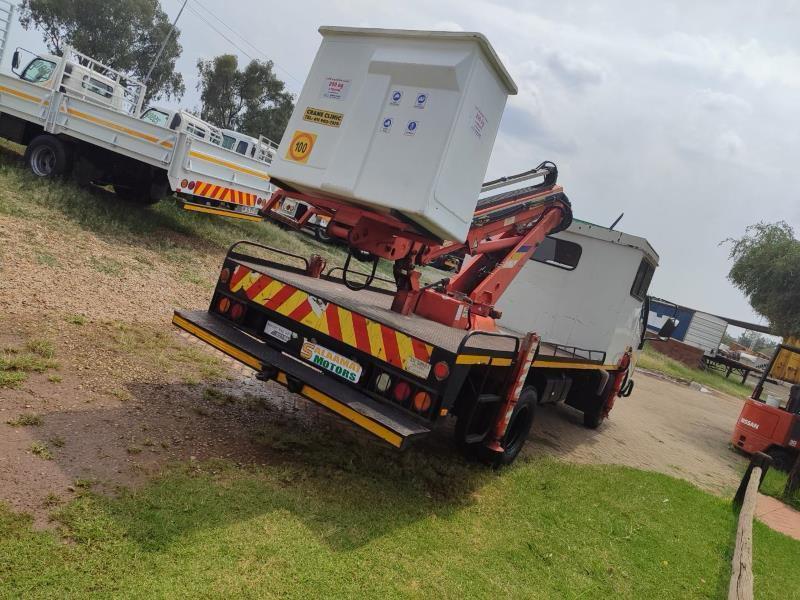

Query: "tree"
left=18, top=0, right=185, bottom=103
left=727, top=221, right=800, bottom=339
left=196, top=54, right=293, bottom=141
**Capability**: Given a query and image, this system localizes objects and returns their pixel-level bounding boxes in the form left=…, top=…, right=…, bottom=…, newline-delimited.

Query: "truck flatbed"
left=234, top=258, right=608, bottom=368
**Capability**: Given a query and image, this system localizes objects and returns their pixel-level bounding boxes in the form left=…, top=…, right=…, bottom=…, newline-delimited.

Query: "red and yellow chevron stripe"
left=192, top=180, right=259, bottom=206
left=229, top=265, right=433, bottom=375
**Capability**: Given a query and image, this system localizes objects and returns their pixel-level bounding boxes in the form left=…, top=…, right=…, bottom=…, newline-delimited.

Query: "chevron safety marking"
left=229, top=265, right=433, bottom=375
left=192, top=180, right=259, bottom=206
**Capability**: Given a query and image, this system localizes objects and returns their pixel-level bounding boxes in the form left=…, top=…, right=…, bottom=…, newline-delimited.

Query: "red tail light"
left=217, top=297, right=231, bottom=313
left=393, top=381, right=411, bottom=403
left=219, top=268, right=231, bottom=284
left=229, top=302, right=246, bottom=322
left=433, top=361, right=450, bottom=381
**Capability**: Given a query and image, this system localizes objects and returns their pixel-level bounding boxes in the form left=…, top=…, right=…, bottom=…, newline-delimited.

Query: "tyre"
left=583, top=375, right=613, bottom=429
left=482, top=387, right=537, bottom=467
left=24, top=135, right=71, bottom=178
left=314, top=226, right=333, bottom=243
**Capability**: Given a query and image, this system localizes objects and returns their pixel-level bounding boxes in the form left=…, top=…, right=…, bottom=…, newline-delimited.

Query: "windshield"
left=21, top=58, right=56, bottom=84
left=140, top=108, right=169, bottom=127
left=222, top=135, right=236, bottom=150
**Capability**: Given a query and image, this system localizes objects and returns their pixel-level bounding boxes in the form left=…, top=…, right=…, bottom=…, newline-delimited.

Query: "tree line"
left=18, top=0, right=293, bottom=142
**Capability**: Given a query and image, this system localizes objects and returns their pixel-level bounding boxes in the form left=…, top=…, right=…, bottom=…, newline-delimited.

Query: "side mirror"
left=11, top=49, right=20, bottom=72
left=657, top=318, right=677, bottom=339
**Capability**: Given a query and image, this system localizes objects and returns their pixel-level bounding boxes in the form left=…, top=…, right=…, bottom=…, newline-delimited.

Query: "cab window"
left=235, top=140, right=248, bottom=155
left=531, top=237, right=582, bottom=271
left=222, top=134, right=236, bottom=150
left=21, top=58, right=56, bottom=84
left=140, top=108, right=169, bottom=127
left=82, top=75, right=113, bottom=98
left=630, top=258, right=655, bottom=301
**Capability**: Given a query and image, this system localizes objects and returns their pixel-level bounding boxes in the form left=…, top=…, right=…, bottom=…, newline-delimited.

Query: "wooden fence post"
left=729, top=452, right=772, bottom=600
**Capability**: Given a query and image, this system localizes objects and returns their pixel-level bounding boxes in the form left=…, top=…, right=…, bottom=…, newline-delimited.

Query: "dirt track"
left=527, top=372, right=748, bottom=494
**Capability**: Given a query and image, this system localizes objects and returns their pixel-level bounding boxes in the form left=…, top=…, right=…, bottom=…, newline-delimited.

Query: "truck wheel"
left=25, top=135, right=71, bottom=178
left=314, top=227, right=333, bottom=243
left=483, top=387, right=537, bottom=467
left=584, top=376, right=613, bottom=429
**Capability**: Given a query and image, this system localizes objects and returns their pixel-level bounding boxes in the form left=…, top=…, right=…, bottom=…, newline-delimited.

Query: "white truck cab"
left=498, top=219, right=659, bottom=369
left=221, top=128, right=277, bottom=165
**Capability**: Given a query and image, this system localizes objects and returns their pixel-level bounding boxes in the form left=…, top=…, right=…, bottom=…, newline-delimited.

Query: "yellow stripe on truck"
left=172, top=314, right=262, bottom=370
left=275, top=373, right=403, bottom=448
left=181, top=203, right=264, bottom=221
left=0, top=84, right=48, bottom=104
left=173, top=313, right=403, bottom=448
left=189, top=151, right=271, bottom=180
left=67, top=108, right=174, bottom=148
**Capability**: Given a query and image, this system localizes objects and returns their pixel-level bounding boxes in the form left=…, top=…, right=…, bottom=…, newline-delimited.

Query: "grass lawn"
left=1, top=448, right=799, bottom=599
left=759, top=467, right=800, bottom=512
left=637, top=345, right=752, bottom=399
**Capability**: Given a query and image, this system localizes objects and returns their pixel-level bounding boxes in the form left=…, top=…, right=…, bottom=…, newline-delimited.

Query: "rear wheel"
left=25, top=135, right=71, bottom=178
left=314, top=226, right=332, bottom=243
left=483, top=388, right=537, bottom=467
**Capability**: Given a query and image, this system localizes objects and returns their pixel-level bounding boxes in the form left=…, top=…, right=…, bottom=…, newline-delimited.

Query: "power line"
left=185, top=5, right=256, bottom=62
left=187, top=0, right=303, bottom=88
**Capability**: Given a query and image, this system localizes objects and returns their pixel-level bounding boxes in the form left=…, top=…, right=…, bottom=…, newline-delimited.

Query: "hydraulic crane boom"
left=261, top=161, right=572, bottom=331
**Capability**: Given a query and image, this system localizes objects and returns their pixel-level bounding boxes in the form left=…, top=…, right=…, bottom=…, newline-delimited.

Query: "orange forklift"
left=732, top=343, right=800, bottom=470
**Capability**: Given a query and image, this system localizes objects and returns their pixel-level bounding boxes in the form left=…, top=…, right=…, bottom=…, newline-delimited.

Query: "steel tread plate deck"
left=174, top=309, right=430, bottom=447
left=237, top=260, right=506, bottom=354
left=233, top=260, right=608, bottom=365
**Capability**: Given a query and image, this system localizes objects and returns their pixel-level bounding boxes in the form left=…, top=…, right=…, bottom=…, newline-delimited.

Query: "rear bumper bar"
left=173, top=310, right=430, bottom=449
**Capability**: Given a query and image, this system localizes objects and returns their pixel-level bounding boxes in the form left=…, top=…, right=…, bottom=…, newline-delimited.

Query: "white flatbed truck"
left=0, top=1, right=274, bottom=216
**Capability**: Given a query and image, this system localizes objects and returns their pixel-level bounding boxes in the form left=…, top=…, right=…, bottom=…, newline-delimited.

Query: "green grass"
left=637, top=345, right=752, bottom=398
left=0, top=445, right=798, bottom=598
left=0, top=142, right=447, bottom=285
left=28, top=441, right=52, bottom=461
left=0, top=341, right=59, bottom=388
left=759, top=468, right=800, bottom=512
left=6, top=413, right=43, bottom=427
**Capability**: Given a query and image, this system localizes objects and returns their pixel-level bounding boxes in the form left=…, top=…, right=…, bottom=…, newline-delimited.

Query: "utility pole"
left=144, top=0, right=188, bottom=84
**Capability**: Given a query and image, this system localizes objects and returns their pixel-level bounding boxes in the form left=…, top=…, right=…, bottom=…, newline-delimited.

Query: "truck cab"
left=12, top=47, right=136, bottom=113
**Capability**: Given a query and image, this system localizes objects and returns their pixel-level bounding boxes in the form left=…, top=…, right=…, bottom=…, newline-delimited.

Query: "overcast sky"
left=6, top=0, right=798, bottom=331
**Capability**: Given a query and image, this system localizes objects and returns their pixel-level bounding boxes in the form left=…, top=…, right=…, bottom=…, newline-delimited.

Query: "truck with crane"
left=0, top=0, right=275, bottom=214
left=172, top=27, right=663, bottom=464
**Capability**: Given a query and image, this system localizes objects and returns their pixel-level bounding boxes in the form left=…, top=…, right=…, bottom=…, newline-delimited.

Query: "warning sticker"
left=286, top=130, right=317, bottom=164
left=404, top=120, right=419, bottom=136
left=414, top=92, right=428, bottom=109
left=472, top=107, right=487, bottom=138
left=404, top=355, right=432, bottom=379
left=303, top=106, right=343, bottom=128
left=381, top=117, right=393, bottom=133
left=321, top=77, right=350, bottom=101
left=389, top=90, right=403, bottom=105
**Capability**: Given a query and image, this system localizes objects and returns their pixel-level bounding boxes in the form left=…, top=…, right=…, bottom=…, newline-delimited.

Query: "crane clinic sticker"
left=285, top=130, right=317, bottom=164
left=303, top=106, right=343, bottom=128
left=472, top=107, right=487, bottom=138
left=301, top=340, right=362, bottom=383
left=321, top=77, right=350, bottom=101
